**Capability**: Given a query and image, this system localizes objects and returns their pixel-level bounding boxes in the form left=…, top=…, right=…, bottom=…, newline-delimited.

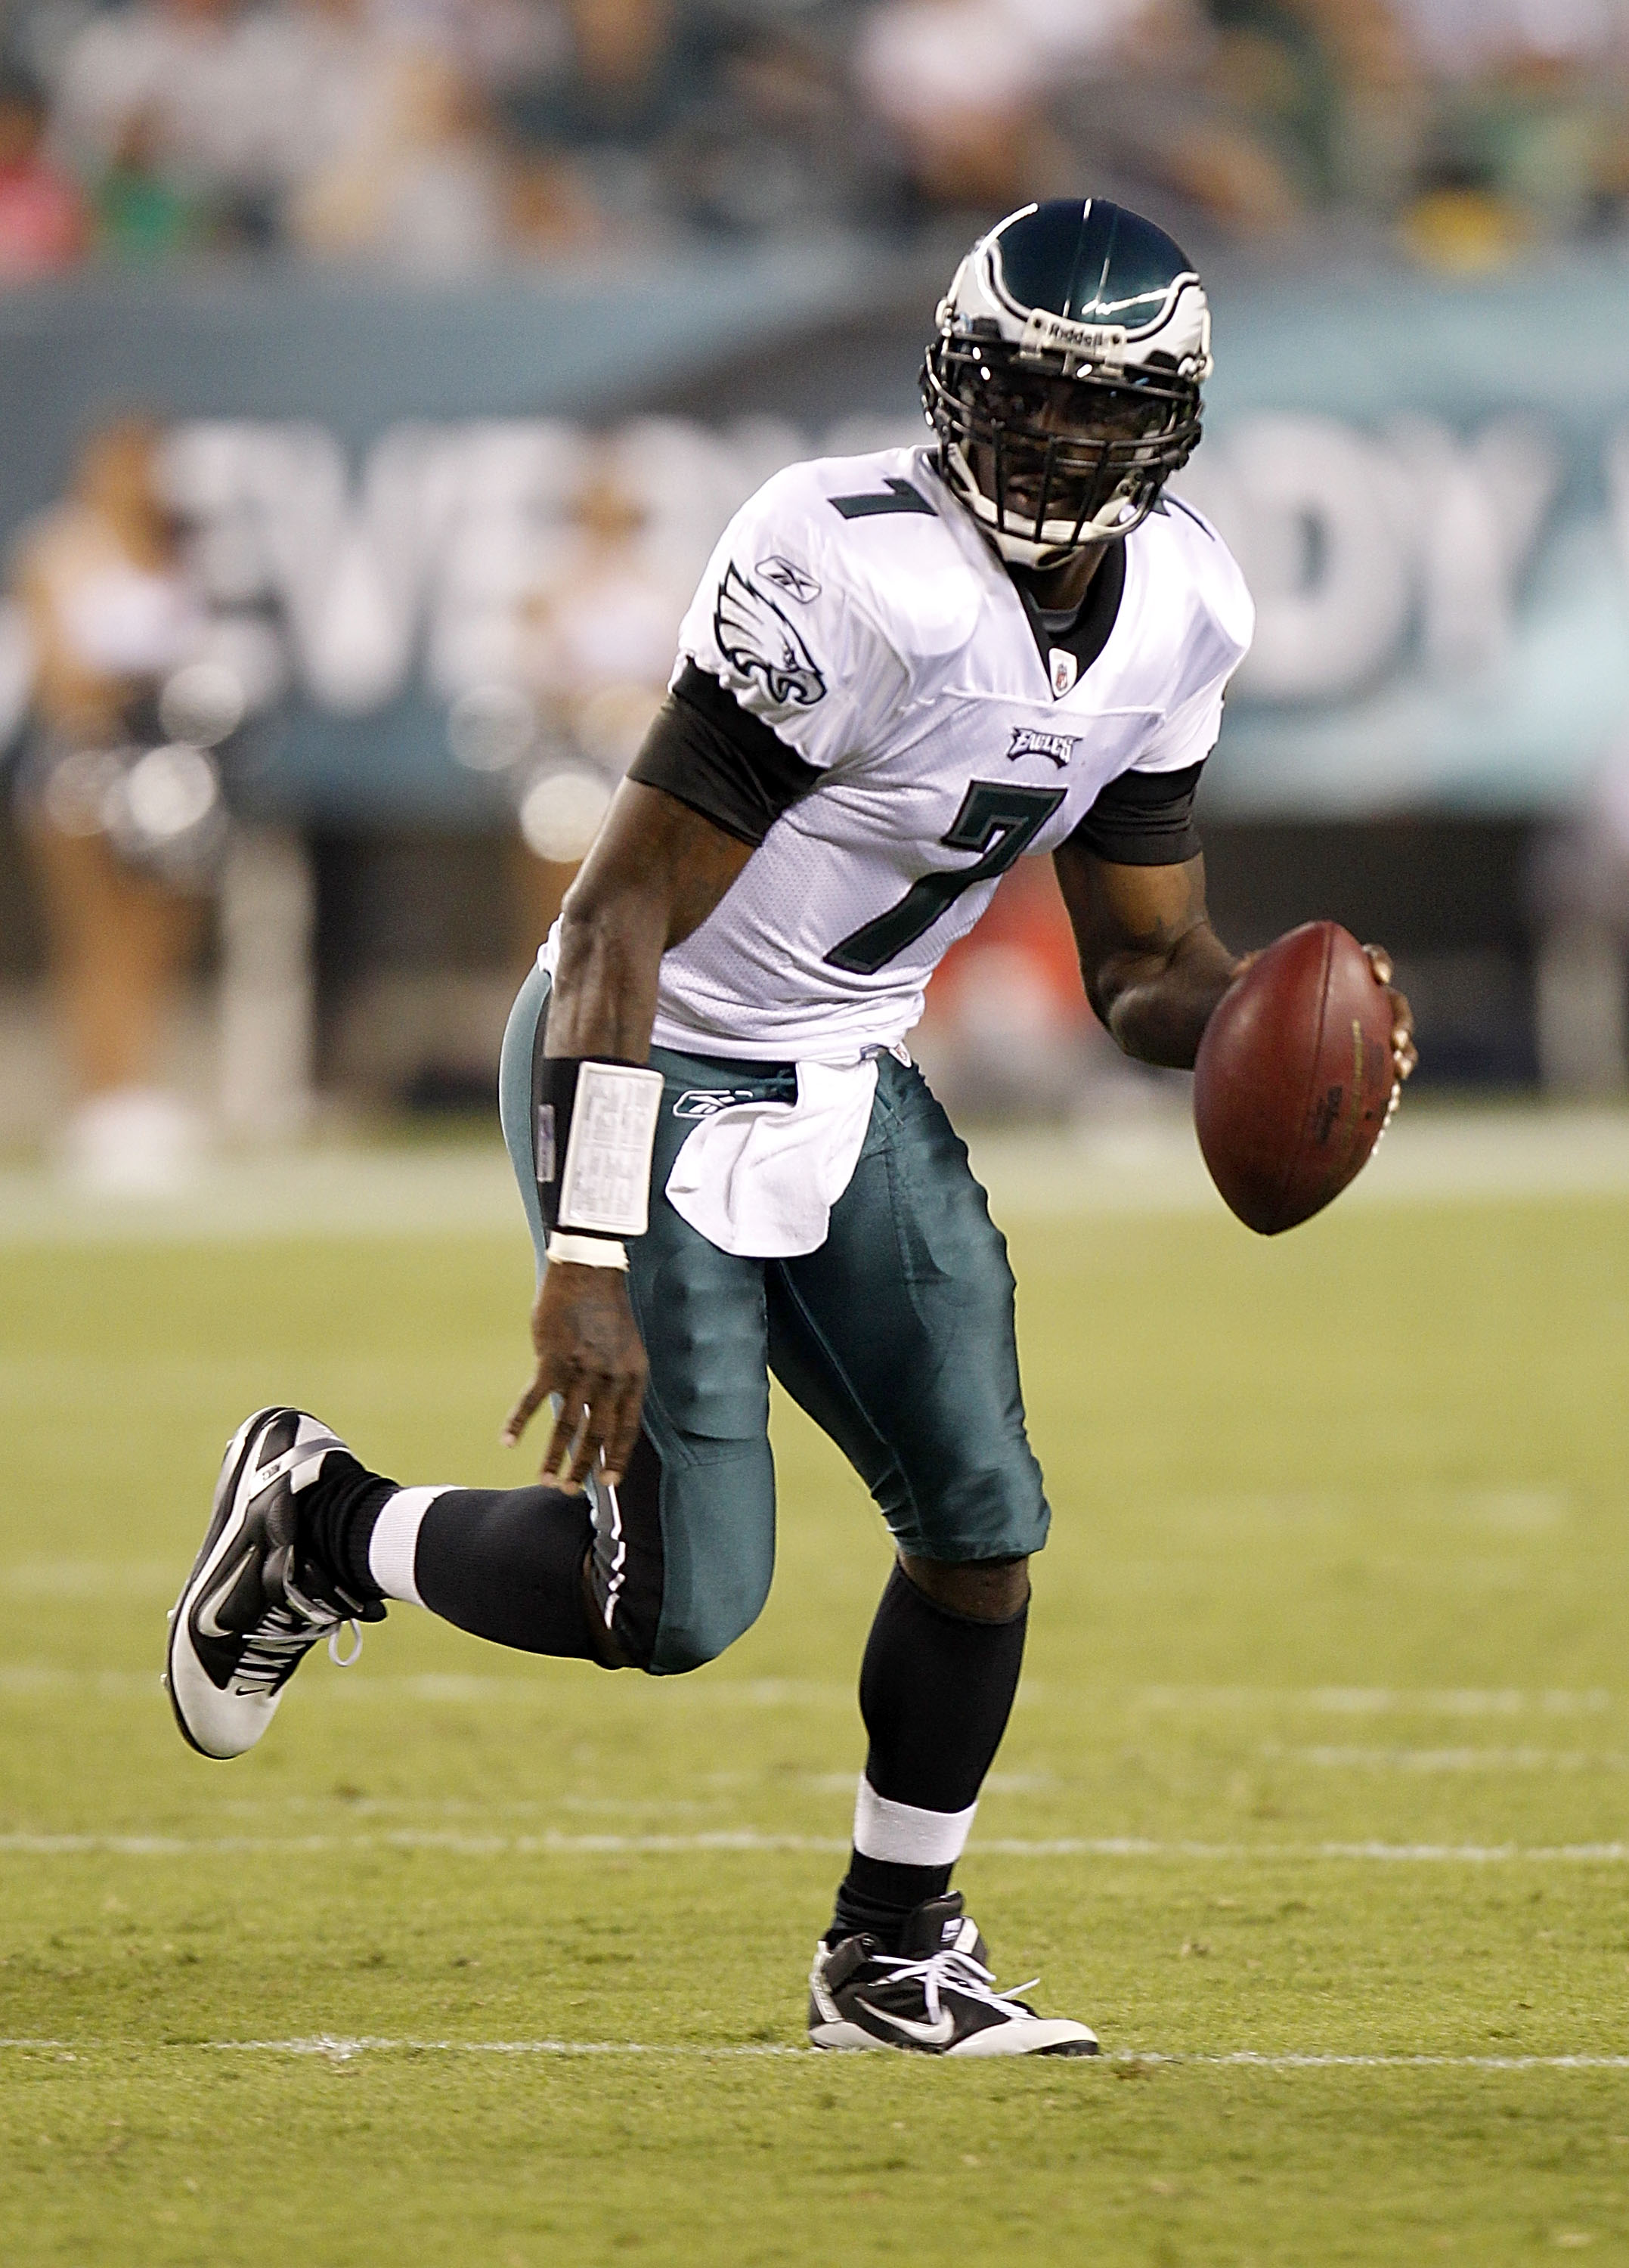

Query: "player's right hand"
left=501, top=1265, right=649, bottom=1492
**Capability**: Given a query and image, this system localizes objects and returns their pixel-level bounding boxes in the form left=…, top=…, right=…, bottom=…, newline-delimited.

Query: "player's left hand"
left=501, top=1262, right=649, bottom=1492
left=1362, top=943, right=1417, bottom=1086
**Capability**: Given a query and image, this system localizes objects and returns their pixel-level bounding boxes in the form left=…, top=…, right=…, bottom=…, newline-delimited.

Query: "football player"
left=168, top=199, right=1415, bottom=2056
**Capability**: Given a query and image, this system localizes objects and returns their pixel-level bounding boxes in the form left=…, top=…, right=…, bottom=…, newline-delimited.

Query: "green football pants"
left=499, top=963, right=1049, bottom=1675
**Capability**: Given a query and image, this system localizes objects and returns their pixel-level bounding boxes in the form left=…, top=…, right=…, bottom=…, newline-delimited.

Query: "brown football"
left=1193, top=922, right=1397, bottom=1235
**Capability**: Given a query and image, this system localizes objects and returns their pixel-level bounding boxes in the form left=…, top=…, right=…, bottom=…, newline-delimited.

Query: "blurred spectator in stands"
left=856, top=0, right=1312, bottom=234
left=249, top=0, right=386, bottom=227
left=0, top=0, right=1620, bottom=265
left=448, top=441, right=682, bottom=957
left=372, top=0, right=565, bottom=93
left=11, top=418, right=213, bottom=1191
left=500, top=0, right=719, bottom=236
left=1058, top=0, right=1315, bottom=234
left=93, top=106, right=202, bottom=262
left=659, top=11, right=907, bottom=235
left=1388, top=0, right=1622, bottom=83
left=0, top=71, right=86, bottom=280
left=853, top=0, right=1075, bottom=215
left=1386, top=0, right=1627, bottom=263
left=286, top=38, right=507, bottom=271
left=1292, top=0, right=1432, bottom=219
left=48, top=0, right=281, bottom=246
left=506, top=138, right=606, bottom=251
left=515, top=445, right=679, bottom=945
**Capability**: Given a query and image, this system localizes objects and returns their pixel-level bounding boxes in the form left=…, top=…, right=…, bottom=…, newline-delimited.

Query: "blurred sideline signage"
left=1, top=249, right=1627, bottom=819
left=1190, top=247, right=1629, bottom=817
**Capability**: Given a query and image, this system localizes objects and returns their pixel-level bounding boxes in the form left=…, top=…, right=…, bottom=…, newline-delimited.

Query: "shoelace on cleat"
left=329, top=1619, right=365, bottom=1667
left=230, top=1576, right=364, bottom=1696
left=224, top=1427, right=370, bottom=1694
left=864, top=1944, right=1041, bottom=2025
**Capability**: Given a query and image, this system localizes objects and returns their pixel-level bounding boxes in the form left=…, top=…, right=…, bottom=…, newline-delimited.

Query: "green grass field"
left=4, top=1144, right=1629, bottom=2263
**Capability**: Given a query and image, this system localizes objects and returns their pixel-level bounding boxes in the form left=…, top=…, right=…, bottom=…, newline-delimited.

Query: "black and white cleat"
left=166, top=1407, right=383, bottom=1761
left=808, top=1892, right=1098, bottom=2057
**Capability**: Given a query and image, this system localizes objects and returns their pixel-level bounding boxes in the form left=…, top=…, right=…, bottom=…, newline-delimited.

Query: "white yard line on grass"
left=2, top=1663, right=1621, bottom=1718
left=0, top=1666, right=859, bottom=1706
left=2, top=2036, right=1627, bottom=2071
left=1138, top=1687, right=1616, bottom=1717
left=11, top=1830, right=1629, bottom=1862
left=1265, top=1746, right=1629, bottom=1771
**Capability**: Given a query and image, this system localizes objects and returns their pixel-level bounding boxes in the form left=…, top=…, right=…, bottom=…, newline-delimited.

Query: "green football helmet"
left=921, top=197, right=1212, bottom=570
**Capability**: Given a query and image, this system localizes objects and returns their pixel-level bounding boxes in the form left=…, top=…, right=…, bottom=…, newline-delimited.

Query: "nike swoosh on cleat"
left=856, top=2000, right=958, bottom=2047
left=193, top=1583, right=244, bottom=1643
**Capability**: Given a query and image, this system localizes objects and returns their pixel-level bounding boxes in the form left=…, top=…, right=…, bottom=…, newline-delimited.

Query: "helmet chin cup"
left=942, top=442, right=1149, bottom=567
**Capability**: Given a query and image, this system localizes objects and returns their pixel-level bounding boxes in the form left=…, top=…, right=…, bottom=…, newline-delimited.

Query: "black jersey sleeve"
left=1066, top=759, right=1205, bottom=866
left=626, top=661, right=825, bottom=847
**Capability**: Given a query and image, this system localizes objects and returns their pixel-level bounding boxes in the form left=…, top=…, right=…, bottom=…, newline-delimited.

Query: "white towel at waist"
left=664, top=1052, right=903, bottom=1259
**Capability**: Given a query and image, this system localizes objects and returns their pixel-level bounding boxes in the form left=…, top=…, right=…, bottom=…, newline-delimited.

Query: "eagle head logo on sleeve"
left=713, top=562, right=828, bottom=708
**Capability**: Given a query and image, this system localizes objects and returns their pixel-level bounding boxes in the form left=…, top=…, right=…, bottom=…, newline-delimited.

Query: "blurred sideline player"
left=169, top=200, right=1415, bottom=2054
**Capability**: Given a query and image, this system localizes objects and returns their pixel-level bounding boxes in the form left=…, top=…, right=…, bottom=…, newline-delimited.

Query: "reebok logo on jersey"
left=755, top=554, right=820, bottom=604
left=714, top=562, right=828, bottom=708
left=1007, top=725, right=1079, bottom=767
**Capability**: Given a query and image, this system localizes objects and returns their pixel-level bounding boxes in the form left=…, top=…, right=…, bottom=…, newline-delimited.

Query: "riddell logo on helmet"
left=1020, top=309, right=1129, bottom=361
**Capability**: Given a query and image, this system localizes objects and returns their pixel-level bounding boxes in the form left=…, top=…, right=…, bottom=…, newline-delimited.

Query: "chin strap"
left=941, top=442, right=1150, bottom=565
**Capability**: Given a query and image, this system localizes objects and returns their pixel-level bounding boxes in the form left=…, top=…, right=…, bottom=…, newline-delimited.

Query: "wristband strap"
left=546, top=1232, right=629, bottom=1270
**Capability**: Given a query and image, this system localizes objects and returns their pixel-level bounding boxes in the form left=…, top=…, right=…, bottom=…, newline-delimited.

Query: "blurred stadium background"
left=1, top=0, right=1628, bottom=1176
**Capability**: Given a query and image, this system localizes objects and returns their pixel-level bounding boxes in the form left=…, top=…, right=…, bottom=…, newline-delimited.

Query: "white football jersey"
left=641, top=444, right=1252, bottom=1061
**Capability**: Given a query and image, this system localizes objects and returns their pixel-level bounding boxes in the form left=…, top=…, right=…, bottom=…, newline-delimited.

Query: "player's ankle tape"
left=534, top=1056, right=664, bottom=1239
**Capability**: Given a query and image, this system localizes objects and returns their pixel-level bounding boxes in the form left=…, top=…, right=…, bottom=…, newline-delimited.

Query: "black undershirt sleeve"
left=1067, top=759, right=1206, bottom=866
left=627, top=661, right=824, bottom=847
left=632, top=658, right=1203, bottom=863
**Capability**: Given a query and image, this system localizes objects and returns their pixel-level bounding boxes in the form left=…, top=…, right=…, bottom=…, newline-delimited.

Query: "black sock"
left=307, top=1461, right=599, bottom=1661
left=413, top=1486, right=599, bottom=1660
left=830, top=1850, right=955, bottom=1947
left=828, top=1563, right=1027, bottom=1952
left=300, top=1454, right=397, bottom=1602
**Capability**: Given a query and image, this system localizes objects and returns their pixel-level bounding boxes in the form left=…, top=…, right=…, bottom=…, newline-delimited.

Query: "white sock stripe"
left=366, top=1487, right=450, bottom=1607
left=852, top=1779, right=977, bottom=1867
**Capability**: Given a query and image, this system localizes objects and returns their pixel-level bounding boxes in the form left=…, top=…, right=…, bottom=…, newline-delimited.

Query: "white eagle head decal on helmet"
left=921, top=198, right=1212, bottom=570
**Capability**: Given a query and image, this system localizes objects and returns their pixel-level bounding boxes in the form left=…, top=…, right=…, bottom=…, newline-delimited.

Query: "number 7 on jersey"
left=824, top=781, right=1065, bottom=977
